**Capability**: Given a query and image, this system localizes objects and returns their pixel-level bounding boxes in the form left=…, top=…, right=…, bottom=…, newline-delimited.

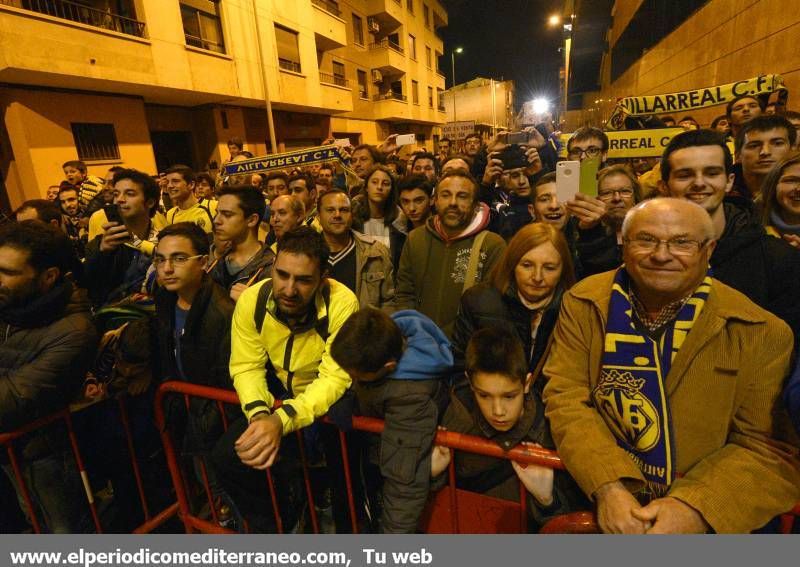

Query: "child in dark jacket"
left=331, top=308, right=452, bottom=533
left=431, top=326, right=588, bottom=531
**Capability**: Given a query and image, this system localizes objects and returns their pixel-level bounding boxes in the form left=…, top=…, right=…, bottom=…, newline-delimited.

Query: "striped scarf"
left=594, top=268, right=711, bottom=497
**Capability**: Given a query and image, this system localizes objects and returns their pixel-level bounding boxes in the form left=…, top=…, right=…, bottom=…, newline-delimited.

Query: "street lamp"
left=548, top=14, right=561, bottom=27
left=451, top=47, right=463, bottom=121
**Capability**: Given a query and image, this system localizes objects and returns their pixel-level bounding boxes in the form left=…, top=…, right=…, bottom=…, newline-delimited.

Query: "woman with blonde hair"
left=451, top=222, right=575, bottom=385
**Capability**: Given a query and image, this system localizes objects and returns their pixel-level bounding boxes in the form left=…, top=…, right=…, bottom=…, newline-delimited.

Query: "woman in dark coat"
left=451, top=222, right=576, bottom=387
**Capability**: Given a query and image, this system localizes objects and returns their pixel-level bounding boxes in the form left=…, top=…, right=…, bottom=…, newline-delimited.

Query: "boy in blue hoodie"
left=331, top=308, right=453, bottom=533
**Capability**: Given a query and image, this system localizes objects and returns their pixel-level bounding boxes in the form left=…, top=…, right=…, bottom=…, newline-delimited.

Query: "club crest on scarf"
left=593, top=268, right=711, bottom=497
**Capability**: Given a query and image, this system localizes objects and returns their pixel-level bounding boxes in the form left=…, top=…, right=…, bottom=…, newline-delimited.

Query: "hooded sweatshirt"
left=395, top=203, right=506, bottom=337
left=391, top=310, right=453, bottom=381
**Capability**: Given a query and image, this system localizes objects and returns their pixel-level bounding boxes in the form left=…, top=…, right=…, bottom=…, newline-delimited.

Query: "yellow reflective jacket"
left=230, top=278, right=359, bottom=434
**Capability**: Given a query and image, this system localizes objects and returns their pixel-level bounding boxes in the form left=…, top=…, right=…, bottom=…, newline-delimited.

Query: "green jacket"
left=395, top=204, right=506, bottom=337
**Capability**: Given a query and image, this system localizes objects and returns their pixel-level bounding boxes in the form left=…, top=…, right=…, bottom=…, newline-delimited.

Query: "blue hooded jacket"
left=392, top=310, right=453, bottom=381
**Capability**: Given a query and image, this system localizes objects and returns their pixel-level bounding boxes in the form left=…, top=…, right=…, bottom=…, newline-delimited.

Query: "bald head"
left=622, top=197, right=716, bottom=310
left=622, top=198, right=714, bottom=241
left=270, top=194, right=306, bottom=240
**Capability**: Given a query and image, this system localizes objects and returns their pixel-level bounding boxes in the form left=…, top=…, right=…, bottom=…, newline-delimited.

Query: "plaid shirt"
left=629, top=288, right=691, bottom=333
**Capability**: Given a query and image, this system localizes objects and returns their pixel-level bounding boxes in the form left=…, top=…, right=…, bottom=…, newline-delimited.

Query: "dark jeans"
left=211, top=416, right=353, bottom=533
left=2, top=450, right=91, bottom=533
left=354, top=378, right=446, bottom=533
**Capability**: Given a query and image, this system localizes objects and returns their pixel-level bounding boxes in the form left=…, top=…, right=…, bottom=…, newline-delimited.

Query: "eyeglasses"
left=623, top=235, right=709, bottom=256
left=597, top=188, right=634, bottom=201
left=567, top=146, right=602, bottom=159
left=152, top=254, right=205, bottom=268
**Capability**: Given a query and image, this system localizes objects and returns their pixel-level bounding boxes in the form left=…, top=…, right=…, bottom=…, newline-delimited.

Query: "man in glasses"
left=544, top=197, right=800, bottom=534
left=151, top=222, right=235, bottom=480
left=566, top=127, right=609, bottom=166
left=568, top=165, right=641, bottom=278
left=658, top=129, right=800, bottom=343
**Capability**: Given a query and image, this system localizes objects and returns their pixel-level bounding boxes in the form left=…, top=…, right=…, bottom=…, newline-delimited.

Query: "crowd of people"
left=2, top=93, right=800, bottom=535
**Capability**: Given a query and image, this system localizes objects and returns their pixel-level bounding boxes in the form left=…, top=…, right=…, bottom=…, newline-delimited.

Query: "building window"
left=408, top=34, right=416, bottom=60
left=437, top=88, right=445, bottom=110
left=406, top=0, right=413, bottom=13
left=332, top=61, right=346, bottom=86
left=71, top=123, right=120, bottom=162
left=425, top=46, right=432, bottom=68
left=423, top=5, right=430, bottom=28
left=180, top=1, right=225, bottom=53
left=357, top=70, right=369, bottom=99
left=427, top=86, right=433, bottom=108
left=435, top=51, right=442, bottom=73
left=412, top=80, right=419, bottom=104
left=352, top=14, right=364, bottom=46
left=275, top=25, right=302, bottom=73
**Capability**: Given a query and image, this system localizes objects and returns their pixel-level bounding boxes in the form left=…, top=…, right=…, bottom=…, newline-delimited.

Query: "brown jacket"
left=542, top=270, right=800, bottom=533
left=352, top=231, right=395, bottom=311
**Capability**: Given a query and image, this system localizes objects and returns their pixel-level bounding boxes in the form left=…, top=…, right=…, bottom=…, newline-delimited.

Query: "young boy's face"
left=63, top=166, right=85, bottom=186
left=470, top=371, right=531, bottom=432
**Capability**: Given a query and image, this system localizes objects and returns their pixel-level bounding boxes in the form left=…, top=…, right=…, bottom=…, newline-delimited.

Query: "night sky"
left=439, top=0, right=563, bottom=112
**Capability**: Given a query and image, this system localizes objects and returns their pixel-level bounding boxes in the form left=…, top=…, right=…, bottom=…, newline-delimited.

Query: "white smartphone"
left=334, top=138, right=351, bottom=147
left=556, top=160, right=580, bottom=204
left=395, top=133, right=416, bottom=146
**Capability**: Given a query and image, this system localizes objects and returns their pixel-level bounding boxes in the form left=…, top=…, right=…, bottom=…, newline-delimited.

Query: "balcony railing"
left=278, top=58, right=302, bottom=73
left=372, top=92, right=407, bottom=102
left=1, top=0, right=146, bottom=38
left=311, top=0, right=341, bottom=17
left=369, top=38, right=404, bottom=54
left=184, top=33, right=224, bottom=54
left=320, top=72, right=349, bottom=88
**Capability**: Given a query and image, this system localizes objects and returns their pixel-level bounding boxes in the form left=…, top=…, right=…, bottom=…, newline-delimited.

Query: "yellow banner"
left=607, top=74, right=785, bottom=130
left=559, top=128, right=685, bottom=159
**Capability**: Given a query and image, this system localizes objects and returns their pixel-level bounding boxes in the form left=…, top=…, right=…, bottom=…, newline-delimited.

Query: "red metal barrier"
left=0, top=397, right=179, bottom=534
left=154, top=381, right=593, bottom=534
left=153, top=381, right=800, bottom=535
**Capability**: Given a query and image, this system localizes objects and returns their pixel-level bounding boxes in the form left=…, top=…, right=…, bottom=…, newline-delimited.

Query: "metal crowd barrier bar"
left=154, top=381, right=800, bottom=535
left=154, top=380, right=593, bottom=534
left=0, top=397, right=179, bottom=534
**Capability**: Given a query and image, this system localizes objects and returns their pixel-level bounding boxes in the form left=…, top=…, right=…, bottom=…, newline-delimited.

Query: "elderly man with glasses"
left=543, top=196, right=800, bottom=534
left=567, top=165, right=641, bottom=278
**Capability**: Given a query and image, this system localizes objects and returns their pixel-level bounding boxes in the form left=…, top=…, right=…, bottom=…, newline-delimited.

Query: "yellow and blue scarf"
left=593, top=268, right=711, bottom=497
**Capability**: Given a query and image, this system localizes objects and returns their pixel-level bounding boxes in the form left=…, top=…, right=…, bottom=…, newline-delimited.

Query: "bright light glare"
left=532, top=98, right=550, bottom=114
left=455, top=47, right=464, bottom=54
left=548, top=14, right=561, bottom=26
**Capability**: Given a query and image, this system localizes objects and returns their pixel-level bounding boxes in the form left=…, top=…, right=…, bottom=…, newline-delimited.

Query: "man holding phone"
left=84, top=169, right=165, bottom=307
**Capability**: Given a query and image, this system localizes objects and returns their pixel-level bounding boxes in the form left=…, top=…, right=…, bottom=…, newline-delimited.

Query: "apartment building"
left=0, top=0, right=448, bottom=209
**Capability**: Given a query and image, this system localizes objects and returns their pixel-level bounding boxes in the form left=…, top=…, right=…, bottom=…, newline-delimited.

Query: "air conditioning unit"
left=371, top=69, right=383, bottom=83
left=367, top=17, right=380, bottom=33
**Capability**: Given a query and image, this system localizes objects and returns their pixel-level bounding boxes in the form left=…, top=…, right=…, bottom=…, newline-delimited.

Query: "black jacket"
left=0, top=282, right=97, bottom=458
left=451, top=283, right=563, bottom=386
left=154, top=276, right=236, bottom=453
left=84, top=235, right=152, bottom=307
left=712, top=201, right=800, bottom=341
left=575, top=224, right=622, bottom=279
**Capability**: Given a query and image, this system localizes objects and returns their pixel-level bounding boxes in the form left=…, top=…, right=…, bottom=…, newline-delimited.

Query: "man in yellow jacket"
left=544, top=198, right=800, bottom=534
left=212, top=226, right=360, bottom=531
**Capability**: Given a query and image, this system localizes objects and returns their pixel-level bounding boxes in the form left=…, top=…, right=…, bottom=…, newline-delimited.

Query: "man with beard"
left=212, top=227, right=359, bottom=532
left=569, top=165, right=641, bottom=278
left=58, top=186, right=87, bottom=260
left=0, top=221, right=97, bottom=532
left=396, top=170, right=506, bottom=337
